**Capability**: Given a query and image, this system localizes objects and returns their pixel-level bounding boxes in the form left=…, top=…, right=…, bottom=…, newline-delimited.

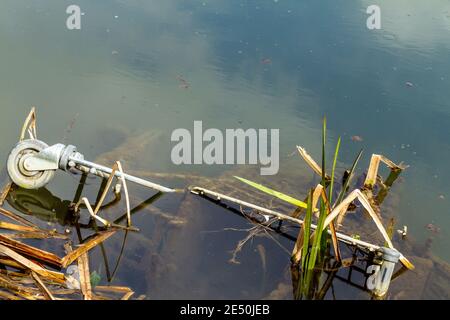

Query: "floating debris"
left=397, top=226, right=408, bottom=238
left=426, top=223, right=441, bottom=234
left=351, top=135, right=363, bottom=142
left=176, top=75, right=190, bottom=89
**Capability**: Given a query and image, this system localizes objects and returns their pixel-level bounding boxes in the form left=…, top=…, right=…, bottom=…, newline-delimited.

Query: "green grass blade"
left=328, top=137, right=341, bottom=205
left=234, top=176, right=307, bottom=209
left=298, top=190, right=313, bottom=299
left=301, top=190, right=313, bottom=271
left=305, top=201, right=327, bottom=280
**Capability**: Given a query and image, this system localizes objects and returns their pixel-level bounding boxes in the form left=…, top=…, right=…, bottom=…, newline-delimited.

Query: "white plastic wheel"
left=7, top=139, right=56, bottom=189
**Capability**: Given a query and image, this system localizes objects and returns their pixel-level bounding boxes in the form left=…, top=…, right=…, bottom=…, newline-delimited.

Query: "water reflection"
left=5, top=178, right=165, bottom=283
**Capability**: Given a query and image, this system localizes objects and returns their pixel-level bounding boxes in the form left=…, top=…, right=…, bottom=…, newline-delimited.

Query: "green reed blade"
left=301, top=190, right=313, bottom=271
left=234, top=176, right=307, bottom=209
left=328, top=137, right=341, bottom=205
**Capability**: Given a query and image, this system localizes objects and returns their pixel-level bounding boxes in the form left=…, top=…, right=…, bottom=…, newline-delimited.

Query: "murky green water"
left=0, top=0, right=449, bottom=299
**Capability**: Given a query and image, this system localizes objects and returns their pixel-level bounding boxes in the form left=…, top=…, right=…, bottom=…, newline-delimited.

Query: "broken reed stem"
left=0, top=273, right=39, bottom=298
left=297, top=146, right=330, bottom=180
left=291, top=226, right=305, bottom=265
left=76, top=198, right=138, bottom=231
left=94, top=163, right=119, bottom=215
left=3, top=230, right=68, bottom=240
left=364, top=154, right=408, bottom=189
left=79, top=197, right=111, bottom=227
left=364, top=154, right=381, bottom=188
left=0, top=289, right=22, bottom=300
left=121, top=291, right=135, bottom=300
left=94, top=285, right=134, bottom=293
left=78, top=253, right=92, bottom=300
left=19, top=107, right=37, bottom=141
left=116, top=162, right=131, bottom=227
left=321, top=188, right=414, bottom=270
left=0, top=181, right=12, bottom=206
left=31, top=271, right=55, bottom=300
left=0, top=221, right=38, bottom=233
left=319, top=188, right=341, bottom=263
left=375, top=167, right=403, bottom=204
left=0, top=234, right=62, bottom=268
left=61, top=230, right=116, bottom=268
left=0, top=244, right=65, bottom=283
left=0, top=207, right=37, bottom=228
left=95, top=285, right=134, bottom=300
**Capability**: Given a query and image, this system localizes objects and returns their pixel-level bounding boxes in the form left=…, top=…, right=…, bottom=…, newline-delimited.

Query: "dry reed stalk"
left=321, top=189, right=414, bottom=270
left=297, top=146, right=326, bottom=178
left=78, top=253, right=92, bottom=300
left=116, top=162, right=131, bottom=227
left=79, top=197, right=111, bottom=227
left=0, top=182, right=12, bottom=206
left=0, top=221, right=38, bottom=233
left=364, top=154, right=382, bottom=188
left=364, top=154, right=408, bottom=189
left=0, top=273, right=39, bottom=296
left=31, top=271, right=55, bottom=300
left=94, top=285, right=133, bottom=293
left=0, top=234, right=62, bottom=268
left=291, top=225, right=305, bottom=265
left=61, top=230, right=116, bottom=268
left=19, top=107, right=37, bottom=141
left=0, top=289, right=22, bottom=300
left=3, top=230, right=68, bottom=240
left=319, top=188, right=341, bottom=262
left=0, top=207, right=37, bottom=228
left=121, top=291, right=134, bottom=300
left=0, top=244, right=65, bottom=282
left=94, top=162, right=119, bottom=214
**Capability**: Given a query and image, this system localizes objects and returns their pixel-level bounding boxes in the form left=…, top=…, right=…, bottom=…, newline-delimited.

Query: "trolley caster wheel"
left=7, top=139, right=56, bottom=189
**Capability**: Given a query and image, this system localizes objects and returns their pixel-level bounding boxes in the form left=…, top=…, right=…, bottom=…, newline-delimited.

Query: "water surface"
left=0, top=0, right=449, bottom=299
